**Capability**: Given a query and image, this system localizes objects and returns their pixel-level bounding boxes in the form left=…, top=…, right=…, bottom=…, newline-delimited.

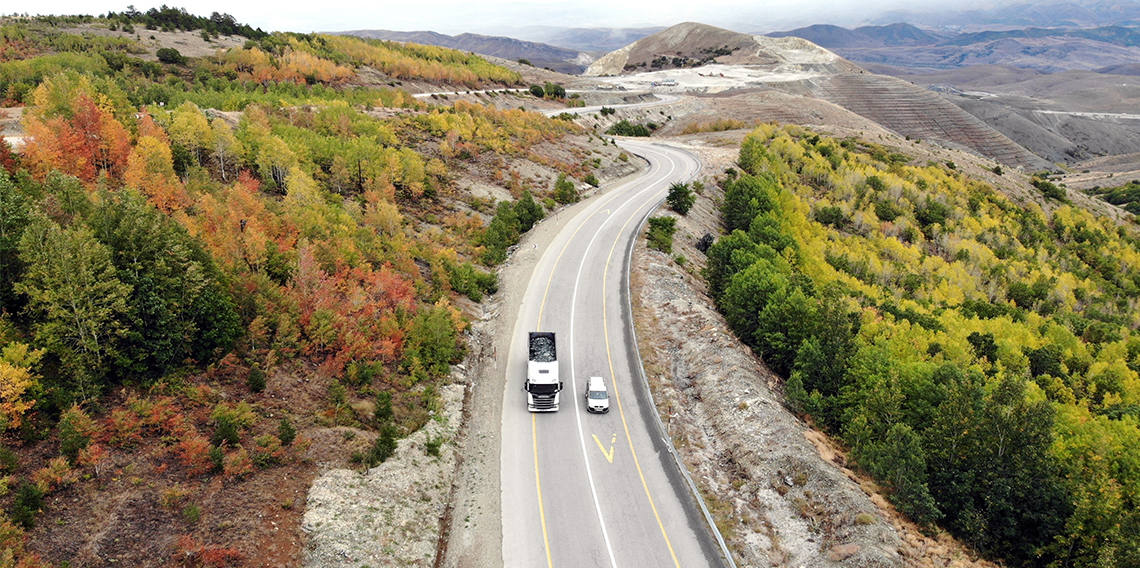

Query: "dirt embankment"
left=627, top=139, right=1004, bottom=568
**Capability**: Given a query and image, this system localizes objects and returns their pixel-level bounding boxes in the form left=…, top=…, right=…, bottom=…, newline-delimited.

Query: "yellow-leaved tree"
left=0, top=342, right=44, bottom=429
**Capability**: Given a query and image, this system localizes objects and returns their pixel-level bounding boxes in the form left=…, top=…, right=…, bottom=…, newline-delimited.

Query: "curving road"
left=499, top=140, right=729, bottom=567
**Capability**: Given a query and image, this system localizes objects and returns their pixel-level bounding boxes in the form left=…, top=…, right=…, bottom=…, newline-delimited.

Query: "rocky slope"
left=584, top=22, right=862, bottom=77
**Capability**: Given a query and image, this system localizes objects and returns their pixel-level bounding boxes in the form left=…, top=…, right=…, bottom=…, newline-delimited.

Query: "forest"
left=706, top=124, right=1140, bottom=567
left=0, top=14, right=588, bottom=565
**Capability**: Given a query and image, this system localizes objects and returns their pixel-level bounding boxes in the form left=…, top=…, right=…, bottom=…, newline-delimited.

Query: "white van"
left=584, top=376, right=609, bottom=413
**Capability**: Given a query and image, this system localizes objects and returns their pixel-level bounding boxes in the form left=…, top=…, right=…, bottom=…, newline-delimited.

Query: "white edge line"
left=568, top=150, right=672, bottom=568
left=617, top=140, right=738, bottom=568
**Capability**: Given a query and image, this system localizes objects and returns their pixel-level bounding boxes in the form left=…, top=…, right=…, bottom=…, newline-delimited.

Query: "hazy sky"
left=11, top=0, right=999, bottom=35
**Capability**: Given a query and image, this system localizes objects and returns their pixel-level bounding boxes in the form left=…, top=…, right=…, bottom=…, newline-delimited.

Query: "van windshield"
left=589, top=390, right=608, bottom=400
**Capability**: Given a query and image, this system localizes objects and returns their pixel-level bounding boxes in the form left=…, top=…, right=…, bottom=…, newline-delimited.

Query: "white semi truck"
left=525, top=332, right=562, bottom=411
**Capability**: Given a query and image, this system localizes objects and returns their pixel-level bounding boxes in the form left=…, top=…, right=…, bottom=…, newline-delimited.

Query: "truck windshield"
left=589, top=391, right=607, bottom=400
left=529, top=383, right=560, bottom=394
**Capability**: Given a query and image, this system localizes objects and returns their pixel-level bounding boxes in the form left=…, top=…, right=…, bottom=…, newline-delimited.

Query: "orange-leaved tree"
left=20, top=74, right=131, bottom=185
left=287, top=245, right=415, bottom=376
left=124, top=135, right=190, bottom=213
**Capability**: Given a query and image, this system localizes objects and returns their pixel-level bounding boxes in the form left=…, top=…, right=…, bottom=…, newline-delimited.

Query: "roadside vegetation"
left=707, top=124, right=1140, bottom=567
left=1086, top=178, right=1140, bottom=214
left=0, top=11, right=584, bottom=565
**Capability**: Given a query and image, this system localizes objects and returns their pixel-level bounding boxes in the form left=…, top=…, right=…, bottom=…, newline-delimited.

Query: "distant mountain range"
left=506, top=26, right=665, bottom=52
left=870, top=0, right=1140, bottom=30
left=768, top=23, right=1140, bottom=72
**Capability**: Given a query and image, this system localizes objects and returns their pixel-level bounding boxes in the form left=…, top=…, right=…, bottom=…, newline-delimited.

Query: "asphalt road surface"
left=500, top=140, right=729, bottom=568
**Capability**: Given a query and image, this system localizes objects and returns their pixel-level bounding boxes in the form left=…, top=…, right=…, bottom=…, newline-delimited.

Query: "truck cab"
left=584, top=376, right=609, bottom=413
left=526, top=332, right=562, bottom=412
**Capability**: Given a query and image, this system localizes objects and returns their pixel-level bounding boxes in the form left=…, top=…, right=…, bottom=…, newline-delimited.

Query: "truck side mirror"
left=558, top=382, right=564, bottom=392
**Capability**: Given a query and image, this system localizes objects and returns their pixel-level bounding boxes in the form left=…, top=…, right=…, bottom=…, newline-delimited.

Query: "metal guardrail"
left=618, top=144, right=737, bottom=568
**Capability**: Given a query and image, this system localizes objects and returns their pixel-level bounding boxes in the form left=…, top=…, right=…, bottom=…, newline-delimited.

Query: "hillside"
left=863, top=63, right=1140, bottom=166
left=585, top=22, right=863, bottom=77
left=338, top=29, right=593, bottom=74
left=489, top=25, right=664, bottom=52
left=693, top=123, right=1140, bottom=567
left=770, top=23, right=1140, bottom=72
left=0, top=14, right=628, bottom=567
left=584, top=23, right=1048, bottom=170
left=768, top=23, right=950, bottom=49
left=875, top=0, right=1140, bottom=30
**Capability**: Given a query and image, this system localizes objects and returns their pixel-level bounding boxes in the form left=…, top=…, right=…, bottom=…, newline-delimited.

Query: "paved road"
left=500, top=140, right=729, bottom=567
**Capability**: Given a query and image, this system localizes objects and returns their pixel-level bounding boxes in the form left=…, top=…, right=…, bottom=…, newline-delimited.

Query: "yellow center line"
left=534, top=413, right=553, bottom=568
left=602, top=180, right=681, bottom=566
left=530, top=177, right=653, bottom=566
left=536, top=174, right=652, bottom=330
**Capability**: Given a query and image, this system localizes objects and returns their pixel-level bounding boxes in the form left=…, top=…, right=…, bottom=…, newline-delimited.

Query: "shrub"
left=0, top=446, right=17, bottom=474
left=1032, top=177, right=1067, bottom=201
left=11, top=481, right=43, bottom=529
left=815, top=205, right=847, bottom=228
left=362, top=425, right=398, bottom=468
left=583, top=173, right=600, bottom=188
left=58, top=405, right=96, bottom=462
left=278, top=417, right=297, bottom=446
left=177, top=435, right=213, bottom=476
left=32, top=456, right=76, bottom=494
left=646, top=216, right=677, bottom=253
left=223, top=447, right=254, bottom=479
left=246, top=365, right=265, bottom=393
left=543, top=82, right=565, bottom=99
left=182, top=503, right=200, bottom=523
left=600, top=106, right=616, bottom=116
left=425, top=434, right=443, bottom=457
left=666, top=182, right=695, bottom=215
left=374, top=391, right=393, bottom=423
left=514, top=190, right=545, bottom=232
left=552, top=174, right=578, bottom=204
left=156, top=47, right=186, bottom=65
left=528, top=84, right=545, bottom=98
left=107, top=408, right=143, bottom=448
left=161, top=483, right=190, bottom=509
left=481, top=201, right=521, bottom=265
left=251, top=435, right=283, bottom=468
left=606, top=120, right=650, bottom=137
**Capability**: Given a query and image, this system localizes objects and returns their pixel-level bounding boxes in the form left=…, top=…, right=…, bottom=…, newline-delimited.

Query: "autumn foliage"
left=21, top=90, right=130, bottom=184
left=0, top=19, right=568, bottom=565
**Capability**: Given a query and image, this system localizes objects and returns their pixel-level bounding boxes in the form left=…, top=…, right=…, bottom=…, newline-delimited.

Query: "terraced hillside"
left=813, top=74, right=1052, bottom=170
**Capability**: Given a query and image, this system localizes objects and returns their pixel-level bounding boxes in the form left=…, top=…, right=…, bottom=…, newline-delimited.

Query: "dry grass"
left=680, top=118, right=752, bottom=135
